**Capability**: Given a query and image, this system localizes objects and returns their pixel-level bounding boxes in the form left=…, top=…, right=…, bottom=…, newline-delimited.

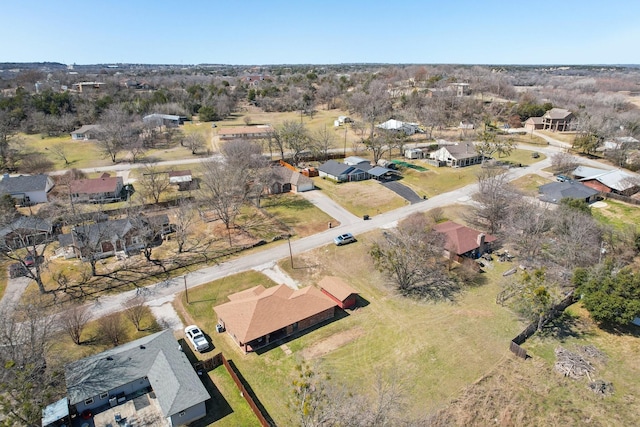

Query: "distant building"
left=71, top=81, right=105, bottom=93
left=143, top=114, right=187, bottom=128
left=217, top=125, right=274, bottom=140
left=71, top=124, right=102, bottom=140
left=541, top=108, right=574, bottom=132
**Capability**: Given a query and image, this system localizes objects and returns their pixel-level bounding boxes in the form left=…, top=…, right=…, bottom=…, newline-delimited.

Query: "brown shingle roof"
left=318, top=276, right=358, bottom=301
left=443, top=143, right=480, bottom=160
left=543, top=108, right=572, bottom=120
left=433, top=221, right=496, bottom=255
left=214, top=284, right=336, bottom=343
left=69, top=176, right=122, bottom=195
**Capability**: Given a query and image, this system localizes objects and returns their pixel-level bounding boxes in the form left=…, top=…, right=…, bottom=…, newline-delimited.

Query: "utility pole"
left=344, top=126, right=348, bottom=157
left=287, top=235, right=294, bottom=268
left=184, top=275, right=189, bottom=304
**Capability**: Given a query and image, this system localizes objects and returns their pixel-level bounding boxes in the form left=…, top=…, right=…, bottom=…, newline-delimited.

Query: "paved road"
left=0, top=139, right=608, bottom=322
left=83, top=152, right=555, bottom=321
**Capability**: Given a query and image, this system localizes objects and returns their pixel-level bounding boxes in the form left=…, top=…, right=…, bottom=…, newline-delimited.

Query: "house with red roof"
left=214, top=284, right=337, bottom=353
left=433, top=221, right=496, bottom=261
left=69, top=174, right=123, bottom=203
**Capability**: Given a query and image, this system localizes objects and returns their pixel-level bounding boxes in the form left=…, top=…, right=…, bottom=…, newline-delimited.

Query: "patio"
left=84, top=392, right=169, bottom=427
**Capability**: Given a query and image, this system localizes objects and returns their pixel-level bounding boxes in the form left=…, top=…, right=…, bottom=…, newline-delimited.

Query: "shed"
left=318, top=276, right=359, bottom=309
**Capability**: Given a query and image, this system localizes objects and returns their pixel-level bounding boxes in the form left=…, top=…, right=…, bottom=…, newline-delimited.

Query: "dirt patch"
left=300, top=327, right=365, bottom=360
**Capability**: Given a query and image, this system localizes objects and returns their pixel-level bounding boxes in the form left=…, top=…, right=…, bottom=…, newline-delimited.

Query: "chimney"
left=477, top=233, right=486, bottom=254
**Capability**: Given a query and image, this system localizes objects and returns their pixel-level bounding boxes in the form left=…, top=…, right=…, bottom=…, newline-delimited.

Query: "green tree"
left=559, top=197, right=591, bottom=215
left=197, top=105, right=217, bottom=122
left=574, top=264, right=640, bottom=326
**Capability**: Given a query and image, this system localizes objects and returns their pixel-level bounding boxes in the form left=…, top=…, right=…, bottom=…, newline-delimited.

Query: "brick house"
left=214, top=284, right=337, bottom=353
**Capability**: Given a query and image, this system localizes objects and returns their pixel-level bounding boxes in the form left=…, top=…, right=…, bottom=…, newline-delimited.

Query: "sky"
left=1, top=0, right=638, bottom=65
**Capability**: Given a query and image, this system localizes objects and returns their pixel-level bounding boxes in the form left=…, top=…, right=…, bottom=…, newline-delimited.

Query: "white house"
left=377, top=119, right=421, bottom=135
left=0, top=174, right=55, bottom=205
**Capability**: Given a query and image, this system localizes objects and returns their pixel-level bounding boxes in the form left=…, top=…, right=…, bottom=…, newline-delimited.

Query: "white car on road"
left=184, top=325, right=210, bottom=352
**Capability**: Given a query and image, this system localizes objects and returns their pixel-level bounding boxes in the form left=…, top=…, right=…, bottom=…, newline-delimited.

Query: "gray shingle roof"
left=58, top=218, right=132, bottom=249
left=319, top=160, right=355, bottom=176
left=538, top=181, right=599, bottom=203
left=0, top=216, right=52, bottom=238
left=0, top=174, right=51, bottom=194
left=65, top=330, right=209, bottom=417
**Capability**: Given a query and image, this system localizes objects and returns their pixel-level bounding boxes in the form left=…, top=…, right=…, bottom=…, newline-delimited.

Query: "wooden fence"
left=221, top=354, right=273, bottom=427
left=509, top=291, right=579, bottom=359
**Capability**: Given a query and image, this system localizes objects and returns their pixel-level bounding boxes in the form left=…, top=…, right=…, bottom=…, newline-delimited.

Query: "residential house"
left=318, top=276, right=359, bottom=309
left=269, top=167, right=314, bottom=194
left=69, top=174, right=124, bottom=203
left=367, top=166, right=401, bottom=181
left=524, top=117, right=544, bottom=132
left=168, top=170, right=194, bottom=191
left=0, top=174, right=55, bottom=205
left=541, top=108, right=573, bottom=132
left=451, top=82, right=471, bottom=97
left=71, top=81, right=105, bottom=93
left=458, top=121, right=475, bottom=130
left=318, top=160, right=370, bottom=182
left=57, top=214, right=169, bottom=260
left=243, top=75, right=270, bottom=86
left=214, top=284, right=337, bottom=353
left=376, top=119, right=421, bottom=135
left=430, top=143, right=484, bottom=167
left=217, top=125, right=273, bottom=140
left=538, top=181, right=599, bottom=204
left=433, top=221, right=497, bottom=261
left=0, top=216, right=53, bottom=249
left=143, top=114, right=186, bottom=128
left=572, top=166, right=640, bottom=196
left=601, top=136, right=640, bottom=152
left=70, top=124, right=102, bottom=140
left=61, top=330, right=210, bottom=427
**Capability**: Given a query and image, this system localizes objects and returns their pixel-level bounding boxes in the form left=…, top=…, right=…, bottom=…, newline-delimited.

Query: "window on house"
left=84, top=397, right=94, bottom=405
left=179, top=411, right=185, bottom=417
left=99, top=392, right=108, bottom=400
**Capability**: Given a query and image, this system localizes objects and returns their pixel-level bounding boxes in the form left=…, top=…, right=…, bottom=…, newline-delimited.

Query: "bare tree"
left=0, top=301, right=60, bottom=426
left=123, top=296, right=147, bottom=331
left=173, top=198, right=198, bottom=253
left=504, top=199, right=553, bottom=262
left=272, top=120, right=310, bottom=166
left=470, top=166, right=517, bottom=235
left=200, top=159, right=247, bottom=232
left=59, top=303, right=91, bottom=345
left=370, top=213, right=457, bottom=300
left=100, top=312, right=126, bottom=346
left=96, top=104, right=138, bottom=163
left=311, top=126, right=336, bottom=161
left=550, top=152, right=579, bottom=175
left=183, top=132, right=206, bottom=155
left=46, top=142, right=71, bottom=166
left=138, top=163, right=171, bottom=204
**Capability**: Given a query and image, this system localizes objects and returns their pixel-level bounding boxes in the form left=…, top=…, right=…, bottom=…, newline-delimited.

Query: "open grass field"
left=260, top=193, right=335, bottom=237
left=173, top=229, right=526, bottom=424
left=312, top=177, right=408, bottom=217
left=592, top=198, right=640, bottom=231
left=173, top=223, right=640, bottom=425
left=399, top=163, right=480, bottom=197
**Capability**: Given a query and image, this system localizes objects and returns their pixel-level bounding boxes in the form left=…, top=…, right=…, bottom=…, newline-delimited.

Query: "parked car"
left=334, top=232, right=356, bottom=246
left=556, top=175, right=571, bottom=182
left=184, top=325, right=210, bottom=352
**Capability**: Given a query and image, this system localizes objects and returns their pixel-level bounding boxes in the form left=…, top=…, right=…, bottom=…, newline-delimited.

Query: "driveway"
left=299, top=190, right=361, bottom=226
left=379, top=180, right=425, bottom=204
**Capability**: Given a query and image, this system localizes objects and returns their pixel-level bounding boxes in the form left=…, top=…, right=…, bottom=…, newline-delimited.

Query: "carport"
left=368, top=166, right=401, bottom=181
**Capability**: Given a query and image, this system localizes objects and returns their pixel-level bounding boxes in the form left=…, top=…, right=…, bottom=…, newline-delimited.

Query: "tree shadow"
left=537, top=312, right=589, bottom=341
left=599, top=322, right=640, bottom=337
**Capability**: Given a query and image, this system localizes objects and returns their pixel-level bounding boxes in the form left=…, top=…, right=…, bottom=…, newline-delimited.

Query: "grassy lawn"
left=497, top=147, right=547, bottom=166
left=511, top=173, right=552, bottom=195
left=204, top=365, right=261, bottom=427
left=536, top=130, right=578, bottom=144
left=400, top=163, right=480, bottom=197
left=592, top=199, right=640, bottom=231
left=312, top=178, right=407, bottom=217
left=48, top=306, right=161, bottom=365
left=260, top=193, right=335, bottom=236
left=174, top=230, right=525, bottom=424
